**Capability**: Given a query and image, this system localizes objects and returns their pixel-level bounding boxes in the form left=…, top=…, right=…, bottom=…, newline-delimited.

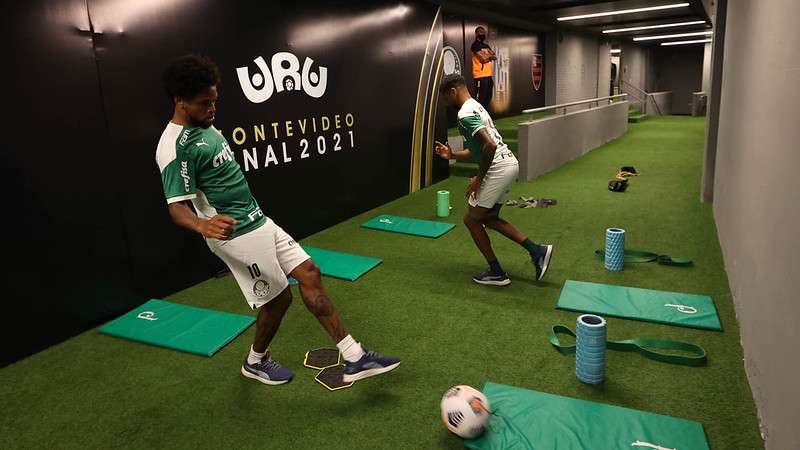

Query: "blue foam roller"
left=576, top=372, right=604, bottom=385
left=575, top=314, right=607, bottom=384
left=576, top=351, right=606, bottom=363
left=604, top=228, right=625, bottom=271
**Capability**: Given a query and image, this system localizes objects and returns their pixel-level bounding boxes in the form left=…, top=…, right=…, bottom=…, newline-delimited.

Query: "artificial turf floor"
left=1, top=115, right=763, bottom=449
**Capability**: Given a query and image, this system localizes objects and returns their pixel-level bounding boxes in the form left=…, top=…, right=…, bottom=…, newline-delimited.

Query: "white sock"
left=247, top=345, right=267, bottom=365
left=337, top=335, right=365, bottom=363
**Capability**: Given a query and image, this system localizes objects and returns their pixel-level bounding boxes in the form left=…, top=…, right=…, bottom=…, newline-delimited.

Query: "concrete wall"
left=711, top=0, right=800, bottom=448
left=517, top=101, right=628, bottom=181
left=646, top=92, right=672, bottom=116
left=620, top=42, right=650, bottom=110
left=597, top=40, right=612, bottom=98
left=554, top=31, right=603, bottom=111
left=702, top=42, right=712, bottom=95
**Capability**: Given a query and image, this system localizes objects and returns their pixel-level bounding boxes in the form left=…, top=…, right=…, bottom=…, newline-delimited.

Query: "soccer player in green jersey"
left=435, top=74, right=554, bottom=285
left=156, top=55, right=399, bottom=385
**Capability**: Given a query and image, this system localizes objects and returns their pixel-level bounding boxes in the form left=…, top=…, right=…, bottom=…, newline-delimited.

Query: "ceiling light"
left=610, top=49, right=621, bottom=54
left=557, top=3, right=689, bottom=21
left=634, top=31, right=713, bottom=41
left=603, top=20, right=706, bottom=33
left=661, top=39, right=712, bottom=46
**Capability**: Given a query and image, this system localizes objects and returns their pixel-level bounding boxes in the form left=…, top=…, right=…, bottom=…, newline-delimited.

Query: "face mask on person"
left=478, top=34, right=486, bottom=41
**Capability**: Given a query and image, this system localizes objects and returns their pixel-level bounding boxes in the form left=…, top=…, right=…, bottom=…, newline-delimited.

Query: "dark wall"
left=3, top=0, right=142, bottom=366
left=3, top=0, right=445, bottom=366
left=652, top=45, right=704, bottom=115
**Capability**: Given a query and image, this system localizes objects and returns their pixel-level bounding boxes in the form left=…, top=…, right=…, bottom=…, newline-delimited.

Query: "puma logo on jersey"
left=196, top=138, right=209, bottom=147
left=180, top=161, right=191, bottom=192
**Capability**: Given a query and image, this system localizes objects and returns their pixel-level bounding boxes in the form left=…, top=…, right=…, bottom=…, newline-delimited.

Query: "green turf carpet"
left=0, top=116, right=763, bottom=449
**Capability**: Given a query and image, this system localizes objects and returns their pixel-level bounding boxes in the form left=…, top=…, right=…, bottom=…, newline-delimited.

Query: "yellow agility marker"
left=315, top=365, right=354, bottom=391
left=303, top=347, right=354, bottom=391
left=303, top=347, right=341, bottom=370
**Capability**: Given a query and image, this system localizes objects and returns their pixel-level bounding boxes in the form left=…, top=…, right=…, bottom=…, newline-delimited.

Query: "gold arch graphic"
left=409, top=6, right=442, bottom=193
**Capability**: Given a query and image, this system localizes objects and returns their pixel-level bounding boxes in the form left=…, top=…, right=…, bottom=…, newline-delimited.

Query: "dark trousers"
left=474, top=76, right=494, bottom=109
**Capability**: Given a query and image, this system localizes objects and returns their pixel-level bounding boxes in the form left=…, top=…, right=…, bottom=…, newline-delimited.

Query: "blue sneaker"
left=241, top=357, right=294, bottom=385
left=343, top=349, right=401, bottom=383
left=472, top=269, right=511, bottom=286
left=533, top=244, right=554, bottom=281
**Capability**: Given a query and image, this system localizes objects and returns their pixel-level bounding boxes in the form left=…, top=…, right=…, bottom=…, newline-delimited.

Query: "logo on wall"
left=236, top=53, right=328, bottom=103
left=532, top=54, right=543, bottom=91
left=442, top=46, right=461, bottom=75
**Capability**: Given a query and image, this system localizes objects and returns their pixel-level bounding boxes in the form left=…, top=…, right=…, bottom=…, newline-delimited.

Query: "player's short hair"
left=440, top=74, right=466, bottom=95
left=475, top=26, right=485, bottom=33
left=163, top=54, right=221, bottom=101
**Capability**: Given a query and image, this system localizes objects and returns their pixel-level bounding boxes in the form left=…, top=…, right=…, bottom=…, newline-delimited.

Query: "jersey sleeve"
left=458, top=112, right=486, bottom=136
left=158, top=128, right=199, bottom=204
left=160, top=156, right=197, bottom=204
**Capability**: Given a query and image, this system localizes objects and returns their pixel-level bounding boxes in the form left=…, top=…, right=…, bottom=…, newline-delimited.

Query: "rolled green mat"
left=436, top=190, right=450, bottom=217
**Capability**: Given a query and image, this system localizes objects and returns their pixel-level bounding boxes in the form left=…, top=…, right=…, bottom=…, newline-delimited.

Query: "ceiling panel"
left=438, top=0, right=711, bottom=41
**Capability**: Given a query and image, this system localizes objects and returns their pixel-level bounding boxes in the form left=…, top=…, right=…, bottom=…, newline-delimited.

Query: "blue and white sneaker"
left=241, top=357, right=294, bottom=385
left=533, top=244, right=554, bottom=281
left=343, top=349, right=401, bottom=383
left=472, top=269, right=511, bottom=286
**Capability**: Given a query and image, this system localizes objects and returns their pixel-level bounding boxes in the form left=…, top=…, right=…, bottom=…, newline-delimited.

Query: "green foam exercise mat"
left=557, top=280, right=721, bottom=331
left=302, top=246, right=382, bottom=281
left=465, top=382, right=709, bottom=450
left=98, top=299, right=255, bottom=357
left=360, top=214, right=455, bottom=238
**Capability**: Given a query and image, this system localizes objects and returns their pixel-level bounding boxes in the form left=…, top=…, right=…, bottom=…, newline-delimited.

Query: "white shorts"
left=206, top=218, right=310, bottom=309
left=468, top=159, right=520, bottom=209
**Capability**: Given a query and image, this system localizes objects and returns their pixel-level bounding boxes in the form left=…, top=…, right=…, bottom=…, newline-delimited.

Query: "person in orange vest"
left=471, top=26, right=496, bottom=109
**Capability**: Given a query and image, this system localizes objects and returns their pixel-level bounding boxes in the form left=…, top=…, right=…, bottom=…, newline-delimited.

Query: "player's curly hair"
left=163, top=54, right=221, bottom=101
left=440, top=73, right=466, bottom=94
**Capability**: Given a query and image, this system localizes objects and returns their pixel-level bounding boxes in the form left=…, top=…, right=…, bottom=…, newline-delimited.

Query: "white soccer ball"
left=440, top=385, right=491, bottom=439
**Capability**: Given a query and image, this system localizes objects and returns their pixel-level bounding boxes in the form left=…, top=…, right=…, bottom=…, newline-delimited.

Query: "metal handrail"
left=620, top=80, right=662, bottom=116
left=522, top=93, right=628, bottom=114
left=620, top=79, right=648, bottom=97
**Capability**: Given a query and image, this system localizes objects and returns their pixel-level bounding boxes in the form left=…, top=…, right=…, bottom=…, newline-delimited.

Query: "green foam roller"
left=437, top=190, right=450, bottom=217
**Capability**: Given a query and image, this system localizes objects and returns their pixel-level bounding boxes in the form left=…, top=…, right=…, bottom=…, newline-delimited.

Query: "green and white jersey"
left=456, top=98, right=517, bottom=167
left=156, top=122, right=266, bottom=238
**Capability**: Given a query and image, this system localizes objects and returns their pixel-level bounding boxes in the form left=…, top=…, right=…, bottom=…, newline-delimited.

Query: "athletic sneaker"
left=241, top=357, right=294, bottom=385
left=533, top=244, right=554, bottom=281
left=472, top=269, right=511, bottom=286
left=343, top=349, right=401, bottom=383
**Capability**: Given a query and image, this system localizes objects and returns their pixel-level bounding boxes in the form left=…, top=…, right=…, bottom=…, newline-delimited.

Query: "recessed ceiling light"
left=557, top=3, right=689, bottom=21
left=610, top=49, right=621, bottom=54
left=661, top=39, right=712, bottom=46
left=603, top=20, right=706, bottom=33
left=634, top=31, right=713, bottom=41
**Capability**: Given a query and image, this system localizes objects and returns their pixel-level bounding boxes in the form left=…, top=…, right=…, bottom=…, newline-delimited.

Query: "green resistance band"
left=594, top=249, right=693, bottom=266
left=548, top=325, right=707, bottom=367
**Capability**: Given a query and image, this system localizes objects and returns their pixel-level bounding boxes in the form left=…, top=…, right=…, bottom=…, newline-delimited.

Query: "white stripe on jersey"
left=156, top=122, right=184, bottom=172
